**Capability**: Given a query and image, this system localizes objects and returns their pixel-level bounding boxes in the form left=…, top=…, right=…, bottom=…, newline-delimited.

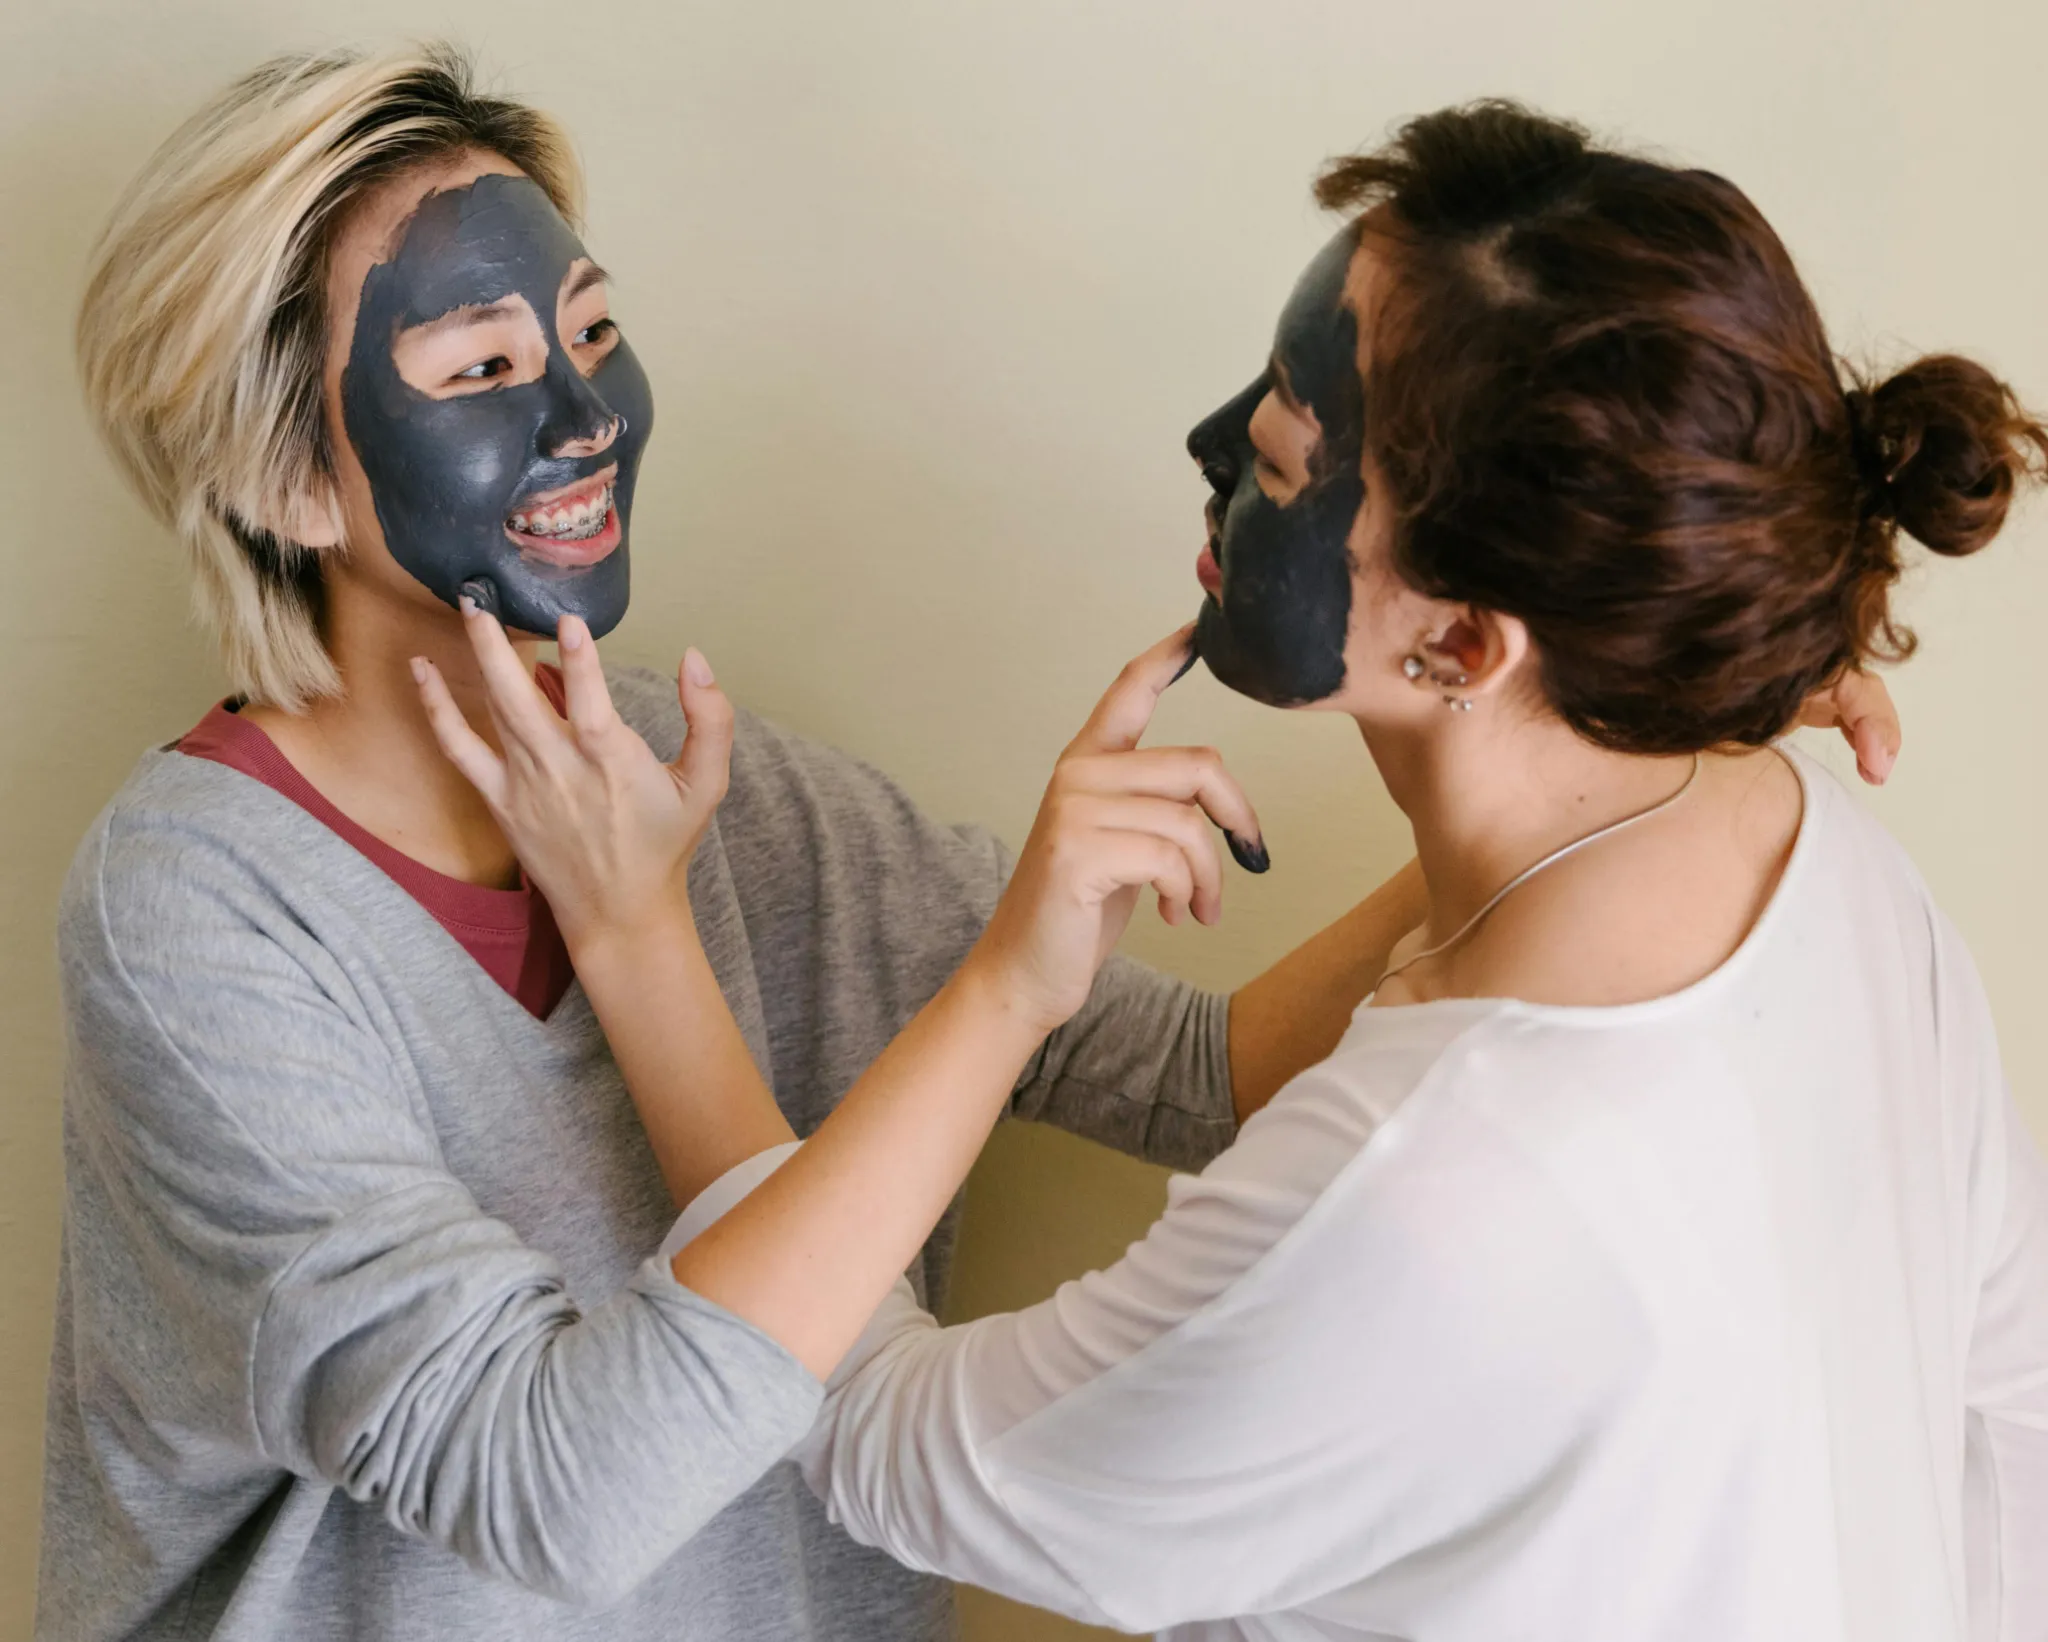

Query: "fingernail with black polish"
left=1227, top=832, right=1271, bottom=874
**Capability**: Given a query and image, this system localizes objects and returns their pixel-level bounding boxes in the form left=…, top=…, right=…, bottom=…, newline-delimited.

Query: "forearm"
left=254, top=1183, right=821, bottom=1607
left=1226, top=859, right=1426, bottom=1122
left=574, top=887, right=796, bottom=1208
left=671, top=960, right=1044, bottom=1378
left=578, top=884, right=1039, bottom=1379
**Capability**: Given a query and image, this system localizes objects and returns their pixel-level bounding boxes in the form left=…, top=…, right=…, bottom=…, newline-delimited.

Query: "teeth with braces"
left=508, top=485, right=613, bottom=541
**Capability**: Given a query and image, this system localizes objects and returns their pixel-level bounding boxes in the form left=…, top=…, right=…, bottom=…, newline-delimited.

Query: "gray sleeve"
left=60, top=810, right=822, bottom=1609
left=705, top=702, right=1237, bottom=1172
left=1011, top=955, right=1236, bottom=1173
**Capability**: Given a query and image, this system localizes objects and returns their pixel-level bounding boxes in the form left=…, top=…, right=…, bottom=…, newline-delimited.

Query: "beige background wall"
left=2, top=2, right=2042, bottom=1637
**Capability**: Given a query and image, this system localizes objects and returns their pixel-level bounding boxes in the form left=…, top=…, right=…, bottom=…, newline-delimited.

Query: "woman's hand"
left=411, top=603, right=733, bottom=952
left=1798, top=668, right=1902, bottom=785
left=964, top=626, right=1265, bottom=1037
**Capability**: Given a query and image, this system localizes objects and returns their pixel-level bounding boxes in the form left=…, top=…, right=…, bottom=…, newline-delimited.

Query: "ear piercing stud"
left=1402, top=650, right=1473, bottom=710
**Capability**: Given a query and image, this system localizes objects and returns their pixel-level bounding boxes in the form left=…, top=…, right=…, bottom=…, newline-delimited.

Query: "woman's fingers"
left=1061, top=794, right=1224, bottom=925
left=1834, top=670, right=1901, bottom=785
left=1064, top=624, right=1199, bottom=758
left=1056, top=746, right=1265, bottom=872
left=555, top=614, right=622, bottom=748
left=1055, top=628, right=1268, bottom=872
left=671, top=648, right=735, bottom=818
left=460, top=596, right=562, bottom=760
left=1094, top=829, right=1197, bottom=930
left=411, top=656, right=509, bottom=809
left=1796, top=667, right=1900, bottom=785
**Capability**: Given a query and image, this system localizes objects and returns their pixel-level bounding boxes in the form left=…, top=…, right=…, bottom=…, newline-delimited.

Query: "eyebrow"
left=563, top=261, right=611, bottom=302
left=400, top=296, right=529, bottom=342
left=1267, top=354, right=1308, bottom=413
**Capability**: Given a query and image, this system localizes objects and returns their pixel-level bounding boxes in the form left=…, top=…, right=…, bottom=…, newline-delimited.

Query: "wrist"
left=950, top=948, right=1064, bottom=1054
left=567, top=878, right=698, bottom=978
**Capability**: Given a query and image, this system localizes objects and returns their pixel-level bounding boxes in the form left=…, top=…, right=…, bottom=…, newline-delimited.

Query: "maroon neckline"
left=172, top=665, right=575, bottom=1016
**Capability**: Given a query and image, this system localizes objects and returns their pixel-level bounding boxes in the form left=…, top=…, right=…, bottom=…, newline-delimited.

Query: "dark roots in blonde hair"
left=1318, top=100, right=2048, bottom=754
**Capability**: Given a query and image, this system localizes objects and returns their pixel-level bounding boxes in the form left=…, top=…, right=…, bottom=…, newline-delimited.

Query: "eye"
left=575, top=318, right=619, bottom=347
left=453, top=355, right=514, bottom=383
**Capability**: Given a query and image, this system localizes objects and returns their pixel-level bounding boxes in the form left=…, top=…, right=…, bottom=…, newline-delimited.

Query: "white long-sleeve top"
left=685, top=750, right=2048, bottom=1642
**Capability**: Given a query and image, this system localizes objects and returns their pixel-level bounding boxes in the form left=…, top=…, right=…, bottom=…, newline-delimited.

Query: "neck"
left=245, top=576, right=538, bottom=888
left=1361, top=707, right=1696, bottom=940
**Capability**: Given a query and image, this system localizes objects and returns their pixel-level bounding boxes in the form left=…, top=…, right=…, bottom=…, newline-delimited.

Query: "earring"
left=1443, top=695, right=1475, bottom=712
left=1404, top=648, right=1470, bottom=691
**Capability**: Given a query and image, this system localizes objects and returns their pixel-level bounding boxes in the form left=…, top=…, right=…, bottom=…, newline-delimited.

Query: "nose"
left=538, top=353, right=624, bottom=460
left=549, top=414, right=622, bottom=460
left=1186, top=372, right=1270, bottom=484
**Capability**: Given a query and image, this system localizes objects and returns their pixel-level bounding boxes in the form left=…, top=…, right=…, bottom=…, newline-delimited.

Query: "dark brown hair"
left=1319, top=101, right=2047, bottom=753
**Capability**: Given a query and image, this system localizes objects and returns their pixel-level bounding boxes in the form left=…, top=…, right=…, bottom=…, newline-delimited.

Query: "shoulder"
left=1787, top=747, right=1959, bottom=945
left=60, top=748, right=394, bottom=1059
left=1762, top=748, right=1997, bottom=1061
left=64, top=749, right=316, bottom=951
left=1173, top=1002, right=1634, bottom=1306
left=1251, top=1005, right=1650, bottom=1329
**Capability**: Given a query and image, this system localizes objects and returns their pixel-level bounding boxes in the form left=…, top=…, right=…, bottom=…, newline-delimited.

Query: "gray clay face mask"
left=341, top=172, right=654, bottom=637
left=1188, top=225, right=1366, bottom=706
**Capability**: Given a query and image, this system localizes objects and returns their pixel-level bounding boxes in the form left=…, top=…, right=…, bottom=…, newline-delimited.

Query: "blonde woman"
left=45, top=45, right=1460, bottom=1642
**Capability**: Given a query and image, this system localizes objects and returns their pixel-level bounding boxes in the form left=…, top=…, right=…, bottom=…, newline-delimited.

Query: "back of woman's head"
left=1320, top=101, right=2046, bottom=754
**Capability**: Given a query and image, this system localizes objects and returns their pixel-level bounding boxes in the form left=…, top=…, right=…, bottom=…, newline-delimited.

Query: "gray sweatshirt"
left=38, top=667, right=1235, bottom=1642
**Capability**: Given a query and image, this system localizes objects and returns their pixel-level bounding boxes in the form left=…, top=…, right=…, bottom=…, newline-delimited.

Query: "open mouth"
left=1197, top=497, right=1226, bottom=600
left=503, top=467, right=621, bottom=566
left=511, top=486, right=612, bottom=542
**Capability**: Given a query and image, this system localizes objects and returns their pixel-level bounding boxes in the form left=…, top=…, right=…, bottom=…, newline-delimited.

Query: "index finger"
left=460, top=589, right=560, bottom=754
left=1064, top=624, right=1199, bottom=758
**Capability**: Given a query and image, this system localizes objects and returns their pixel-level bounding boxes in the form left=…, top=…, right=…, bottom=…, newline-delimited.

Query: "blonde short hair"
left=77, top=44, right=582, bottom=708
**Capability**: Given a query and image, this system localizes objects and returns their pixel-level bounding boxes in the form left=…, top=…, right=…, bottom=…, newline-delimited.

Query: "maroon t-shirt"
left=175, top=666, right=576, bottom=1019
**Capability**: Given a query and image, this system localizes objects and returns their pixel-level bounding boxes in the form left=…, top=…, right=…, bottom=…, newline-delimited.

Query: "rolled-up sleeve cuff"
left=659, top=1141, right=804, bottom=1261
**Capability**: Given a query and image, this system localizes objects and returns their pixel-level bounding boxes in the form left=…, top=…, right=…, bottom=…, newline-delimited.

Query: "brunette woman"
left=437, top=103, right=2046, bottom=1641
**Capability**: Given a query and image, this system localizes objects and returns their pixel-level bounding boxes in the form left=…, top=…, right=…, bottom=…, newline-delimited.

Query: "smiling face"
left=337, top=166, right=653, bottom=638
left=1188, top=224, right=1369, bottom=706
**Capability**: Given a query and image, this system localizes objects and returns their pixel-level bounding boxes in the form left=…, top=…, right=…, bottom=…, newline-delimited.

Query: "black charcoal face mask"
left=340, top=172, right=654, bottom=637
left=1188, top=225, right=1366, bottom=706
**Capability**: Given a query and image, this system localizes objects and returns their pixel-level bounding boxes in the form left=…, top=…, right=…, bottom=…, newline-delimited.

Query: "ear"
left=245, top=478, right=344, bottom=552
left=1428, top=605, right=1531, bottom=702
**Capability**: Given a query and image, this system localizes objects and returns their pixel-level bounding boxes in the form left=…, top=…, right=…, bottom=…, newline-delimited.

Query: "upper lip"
left=507, top=464, right=617, bottom=516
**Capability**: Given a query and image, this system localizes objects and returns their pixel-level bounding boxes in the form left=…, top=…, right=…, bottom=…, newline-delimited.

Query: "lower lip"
left=505, top=504, right=622, bottom=568
left=1196, top=541, right=1223, bottom=598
